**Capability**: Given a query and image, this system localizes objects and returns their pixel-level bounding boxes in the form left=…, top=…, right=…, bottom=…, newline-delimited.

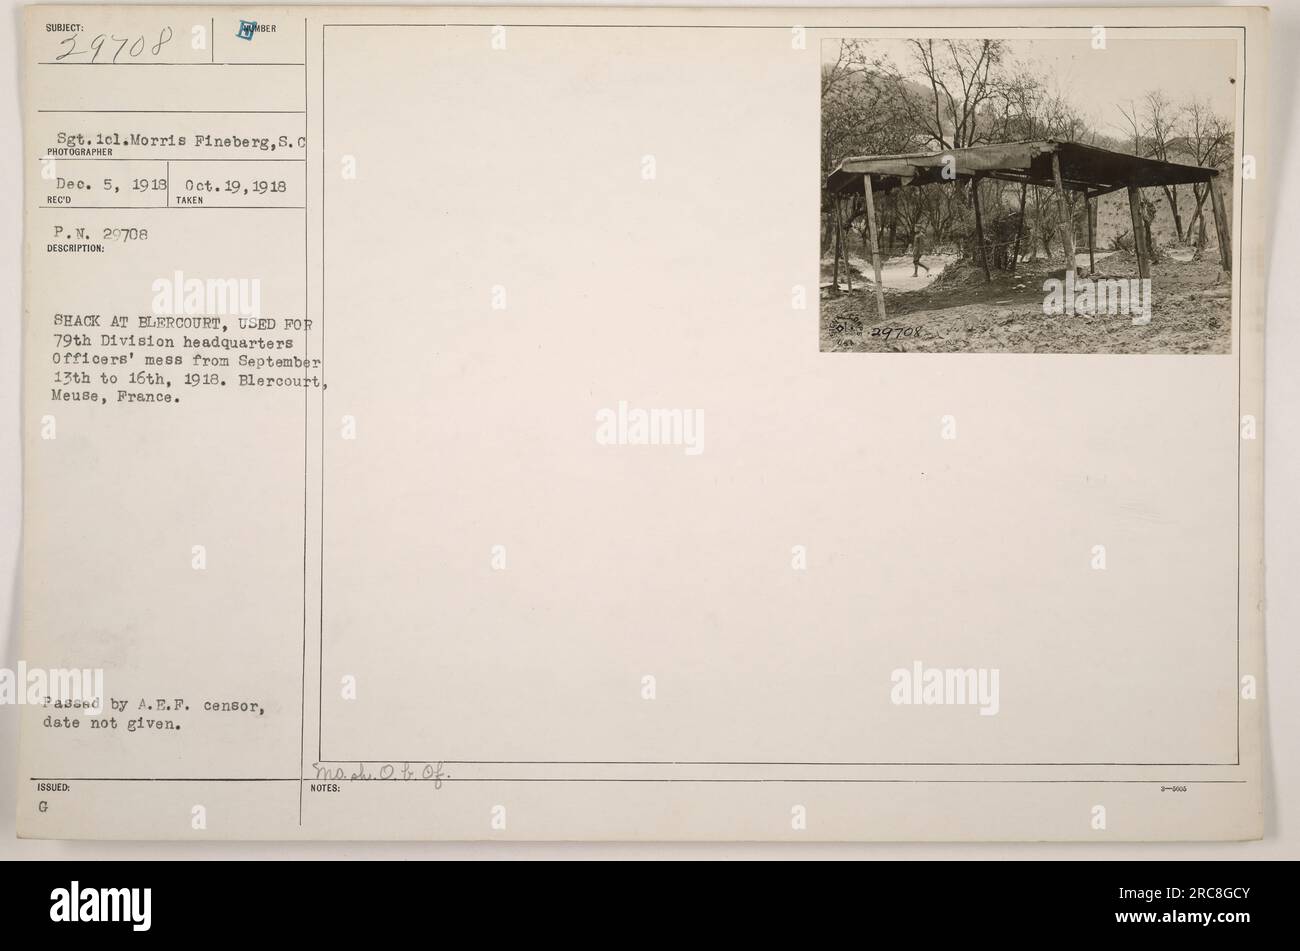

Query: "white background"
left=2, top=0, right=1296, bottom=859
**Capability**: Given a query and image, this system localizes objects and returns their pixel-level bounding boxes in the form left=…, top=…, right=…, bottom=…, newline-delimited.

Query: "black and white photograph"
left=821, top=37, right=1238, bottom=353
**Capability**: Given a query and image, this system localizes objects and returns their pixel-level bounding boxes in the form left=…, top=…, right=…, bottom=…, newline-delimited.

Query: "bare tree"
left=1119, top=91, right=1187, bottom=240
left=1179, top=98, right=1234, bottom=248
left=881, top=39, right=1007, bottom=150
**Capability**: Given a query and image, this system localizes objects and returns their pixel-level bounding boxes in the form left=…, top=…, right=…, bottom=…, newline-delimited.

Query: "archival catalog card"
left=18, top=5, right=1267, bottom=841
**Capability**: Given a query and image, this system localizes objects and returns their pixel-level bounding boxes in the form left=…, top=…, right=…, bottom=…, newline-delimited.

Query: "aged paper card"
left=19, top=5, right=1266, bottom=840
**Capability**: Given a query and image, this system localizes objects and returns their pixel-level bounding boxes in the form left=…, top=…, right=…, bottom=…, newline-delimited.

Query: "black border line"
left=34, top=776, right=1249, bottom=785
left=299, top=16, right=310, bottom=827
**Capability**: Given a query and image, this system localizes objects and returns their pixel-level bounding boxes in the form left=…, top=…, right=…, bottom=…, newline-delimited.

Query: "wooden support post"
left=1051, top=152, right=1076, bottom=282
left=971, top=176, right=991, bottom=282
left=1010, top=181, right=1027, bottom=274
left=863, top=174, right=886, bottom=322
left=831, top=194, right=842, bottom=291
left=1209, top=176, right=1232, bottom=272
left=1127, top=184, right=1150, bottom=281
left=840, top=197, right=852, bottom=293
left=1085, top=194, right=1096, bottom=275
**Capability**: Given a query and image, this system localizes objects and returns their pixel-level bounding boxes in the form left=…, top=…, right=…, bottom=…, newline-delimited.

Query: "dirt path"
left=837, top=252, right=957, bottom=292
left=825, top=249, right=1116, bottom=295
left=820, top=253, right=1230, bottom=355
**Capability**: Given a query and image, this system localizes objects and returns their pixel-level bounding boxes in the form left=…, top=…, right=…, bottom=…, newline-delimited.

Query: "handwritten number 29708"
left=55, top=26, right=174, bottom=63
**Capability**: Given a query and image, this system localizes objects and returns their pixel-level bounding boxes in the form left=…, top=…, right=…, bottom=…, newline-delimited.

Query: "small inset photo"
left=820, top=37, right=1238, bottom=354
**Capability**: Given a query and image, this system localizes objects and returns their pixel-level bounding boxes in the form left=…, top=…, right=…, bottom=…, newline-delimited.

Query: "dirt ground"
left=820, top=249, right=1232, bottom=354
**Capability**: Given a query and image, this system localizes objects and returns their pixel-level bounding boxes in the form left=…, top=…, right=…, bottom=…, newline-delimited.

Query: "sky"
left=824, top=38, right=1238, bottom=141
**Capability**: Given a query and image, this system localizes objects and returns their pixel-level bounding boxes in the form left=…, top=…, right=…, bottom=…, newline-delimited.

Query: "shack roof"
left=825, top=139, right=1219, bottom=197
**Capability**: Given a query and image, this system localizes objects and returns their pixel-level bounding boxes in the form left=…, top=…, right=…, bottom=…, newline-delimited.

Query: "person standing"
left=912, top=228, right=931, bottom=278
